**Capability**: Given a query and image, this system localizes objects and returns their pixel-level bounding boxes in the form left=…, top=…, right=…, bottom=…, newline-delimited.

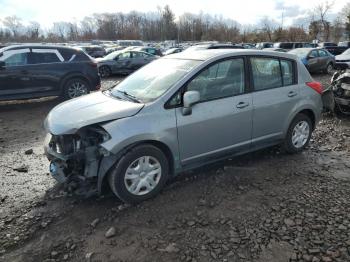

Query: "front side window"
left=4, top=53, right=28, bottom=66
left=310, top=50, right=319, bottom=57
left=187, top=58, right=245, bottom=102
left=318, top=50, right=328, bottom=57
left=251, top=57, right=282, bottom=91
left=119, top=52, right=131, bottom=60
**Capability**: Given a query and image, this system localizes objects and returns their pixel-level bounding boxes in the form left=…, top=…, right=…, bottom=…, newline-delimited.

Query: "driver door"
left=0, top=48, right=31, bottom=98
left=175, top=57, right=253, bottom=166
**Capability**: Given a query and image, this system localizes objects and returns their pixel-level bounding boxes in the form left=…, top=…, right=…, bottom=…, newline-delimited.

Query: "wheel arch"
left=60, top=73, right=92, bottom=94
left=97, top=139, right=175, bottom=194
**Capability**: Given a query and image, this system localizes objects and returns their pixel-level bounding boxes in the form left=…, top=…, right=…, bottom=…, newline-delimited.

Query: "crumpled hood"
left=45, top=91, right=144, bottom=135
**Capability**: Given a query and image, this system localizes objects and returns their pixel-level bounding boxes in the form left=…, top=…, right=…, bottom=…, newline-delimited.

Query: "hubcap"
left=291, top=120, right=310, bottom=148
left=67, top=81, right=88, bottom=98
left=124, top=156, right=162, bottom=196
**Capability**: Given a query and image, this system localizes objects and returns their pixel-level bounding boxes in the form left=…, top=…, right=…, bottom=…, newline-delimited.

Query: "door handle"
left=236, top=102, right=249, bottom=109
left=288, top=91, right=297, bottom=97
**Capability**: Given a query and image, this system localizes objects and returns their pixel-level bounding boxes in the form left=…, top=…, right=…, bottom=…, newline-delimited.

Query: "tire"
left=99, top=65, right=111, bottom=78
left=63, top=78, right=90, bottom=100
left=325, top=63, right=334, bottom=75
left=108, top=144, right=169, bottom=204
left=283, top=113, right=312, bottom=154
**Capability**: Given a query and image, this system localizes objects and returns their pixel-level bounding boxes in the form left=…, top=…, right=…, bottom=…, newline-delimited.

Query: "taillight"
left=89, top=60, right=98, bottom=68
left=306, top=81, right=323, bottom=94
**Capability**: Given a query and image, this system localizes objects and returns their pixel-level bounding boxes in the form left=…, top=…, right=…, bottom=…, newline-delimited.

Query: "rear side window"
left=30, top=52, right=60, bottom=64
left=280, top=60, right=294, bottom=86
left=280, top=43, right=294, bottom=49
left=251, top=57, right=282, bottom=91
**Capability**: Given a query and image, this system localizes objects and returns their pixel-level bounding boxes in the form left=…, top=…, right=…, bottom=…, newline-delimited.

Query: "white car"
left=335, top=49, right=350, bottom=68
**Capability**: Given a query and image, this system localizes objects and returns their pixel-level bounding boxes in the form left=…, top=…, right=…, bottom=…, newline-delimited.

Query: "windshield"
left=104, top=51, right=121, bottom=60
left=288, top=49, right=310, bottom=58
left=110, top=58, right=200, bottom=103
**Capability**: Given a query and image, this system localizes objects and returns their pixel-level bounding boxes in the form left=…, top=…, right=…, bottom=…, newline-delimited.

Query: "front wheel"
left=99, top=65, right=112, bottom=78
left=283, top=114, right=312, bottom=154
left=108, top=144, right=169, bottom=204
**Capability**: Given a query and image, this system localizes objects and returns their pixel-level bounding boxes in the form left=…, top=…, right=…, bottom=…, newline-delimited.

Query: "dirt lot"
left=1, top=74, right=350, bottom=262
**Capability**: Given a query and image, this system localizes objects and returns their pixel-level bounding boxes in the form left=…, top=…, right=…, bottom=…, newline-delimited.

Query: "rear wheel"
left=99, top=66, right=111, bottom=78
left=283, top=114, right=312, bottom=154
left=108, top=144, right=169, bottom=204
left=63, top=78, right=89, bottom=100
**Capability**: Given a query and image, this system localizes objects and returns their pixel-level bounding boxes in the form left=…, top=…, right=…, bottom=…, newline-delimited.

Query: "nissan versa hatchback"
left=44, top=50, right=324, bottom=204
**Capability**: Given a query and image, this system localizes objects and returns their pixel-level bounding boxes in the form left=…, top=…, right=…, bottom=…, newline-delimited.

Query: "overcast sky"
left=0, top=0, right=348, bottom=29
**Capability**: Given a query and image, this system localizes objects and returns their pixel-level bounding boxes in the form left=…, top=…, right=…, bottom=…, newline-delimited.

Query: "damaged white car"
left=45, top=50, right=323, bottom=204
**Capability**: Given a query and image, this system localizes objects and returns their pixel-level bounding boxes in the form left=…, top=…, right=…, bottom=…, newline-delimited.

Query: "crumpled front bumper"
left=44, top=133, right=118, bottom=195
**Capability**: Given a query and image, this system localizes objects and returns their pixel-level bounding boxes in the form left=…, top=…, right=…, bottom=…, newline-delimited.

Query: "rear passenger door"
left=307, top=50, right=320, bottom=72
left=27, top=48, right=65, bottom=94
left=250, top=56, right=299, bottom=148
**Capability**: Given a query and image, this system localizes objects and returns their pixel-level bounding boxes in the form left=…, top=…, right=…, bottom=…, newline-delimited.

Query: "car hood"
left=335, top=54, right=350, bottom=60
left=45, top=92, right=144, bottom=135
left=95, top=57, right=111, bottom=63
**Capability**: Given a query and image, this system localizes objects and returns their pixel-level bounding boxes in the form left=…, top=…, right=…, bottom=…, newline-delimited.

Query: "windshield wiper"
left=116, top=90, right=142, bottom=103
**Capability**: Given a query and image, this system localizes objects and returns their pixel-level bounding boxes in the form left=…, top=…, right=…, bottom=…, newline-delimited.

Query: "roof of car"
left=164, top=49, right=298, bottom=61
left=1, top=44, right=81, bottom=52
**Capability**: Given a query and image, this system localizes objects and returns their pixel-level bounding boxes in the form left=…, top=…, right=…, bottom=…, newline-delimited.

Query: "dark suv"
left=0, top=45, right=101, bottom=101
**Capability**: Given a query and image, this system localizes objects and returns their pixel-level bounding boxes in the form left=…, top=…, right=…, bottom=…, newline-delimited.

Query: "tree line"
left=0, top=2, right=349, bottom=44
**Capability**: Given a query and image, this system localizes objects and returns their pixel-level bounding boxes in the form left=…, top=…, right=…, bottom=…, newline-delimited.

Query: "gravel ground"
left=1, top=74, right=350, bottom=262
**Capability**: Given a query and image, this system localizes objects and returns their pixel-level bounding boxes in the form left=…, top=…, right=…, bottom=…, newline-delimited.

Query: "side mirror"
left=182, top=91, right=200, bottom=116
left=0, top=61, right=5, bottom=69
left=308, top=55, right=316, bottom=59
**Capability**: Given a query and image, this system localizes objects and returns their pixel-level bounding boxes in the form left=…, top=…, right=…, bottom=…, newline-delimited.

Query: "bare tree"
left=3, top=16, right=23, bottom=38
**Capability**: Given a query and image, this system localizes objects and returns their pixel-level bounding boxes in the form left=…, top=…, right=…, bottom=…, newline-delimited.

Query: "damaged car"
left=45, top=49, right=323, bottom=204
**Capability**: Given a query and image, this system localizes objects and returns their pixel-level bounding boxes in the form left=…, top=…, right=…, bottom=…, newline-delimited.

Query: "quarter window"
left=251, top=57, right=282, bottom=91
left=187, top=58, right=245, bottom=102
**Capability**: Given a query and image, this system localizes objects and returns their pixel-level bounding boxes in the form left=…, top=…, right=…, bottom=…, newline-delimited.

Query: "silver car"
left=44, top=50, right=323, bottom=204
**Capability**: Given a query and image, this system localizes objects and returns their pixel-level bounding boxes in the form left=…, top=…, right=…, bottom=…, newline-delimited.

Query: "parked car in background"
left=184, top=43, right=244, bottom=52
left=335, top=48, right=350, bottom=68
left=96, top=50, right=158, bottom=77
left=338, top=41, right=350, bottom=48
left=0, top=45, right=100, bottom=100
left=236, top=43, right=256, bottom=49
left=45, top=49, right=323, bottom=203
left=116, top=40, right=143, bottom=47
left=263, top=48, right=287, bottom=52
left=318, top=42, right=347, bottom=55
left=133, top=47, right=163, bottom=56
left=288, top=48, right=335, bottom=74
left=78, top=45, right=106, bottom=58
left=163, top=47, right=183, bottom=55
left=105, top=46, right=124, bottom=55
left=273, top=42, right=313, bottom=50
left=255, top=42, right=273, bottom=49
